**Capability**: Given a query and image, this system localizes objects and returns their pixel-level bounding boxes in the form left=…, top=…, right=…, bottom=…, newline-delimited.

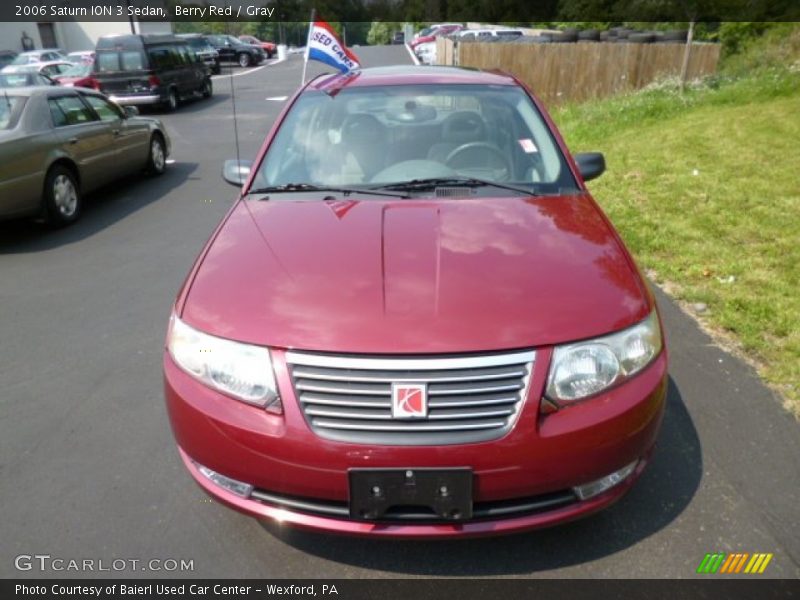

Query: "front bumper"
left=164, top=348, right=667, bottom=538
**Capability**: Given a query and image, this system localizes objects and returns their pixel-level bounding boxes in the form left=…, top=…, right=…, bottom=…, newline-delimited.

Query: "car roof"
left=308, top=66, right=517, bottom=92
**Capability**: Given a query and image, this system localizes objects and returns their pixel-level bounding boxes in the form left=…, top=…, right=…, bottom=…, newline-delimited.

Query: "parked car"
left=54, top=61, right=99, bottom=89
left=0, top=71, right=57, bottom=88
left=66, top=50, right=95, bottom=64
left=206, top=34, right=264, bottom=68
left=176, top=34, right=221, bottom=74
left=164, top=66, right=667, bottom=538
left=0, top=50, right=17, bottom=69
left=2, top=49, right=68, bottom=70
left=415, top=42, right=437, bottom=64
left=392, top=31, right=405, bottom=45
left=458, top=29, right=524, bottom=41
left=4, top=60, right=76, bottom=78
left=0, top=86, right=170, bottom=225
left=93, top=34, right=212, bottom=111
left=414, top=23, right=463, bottom=40
left=409, top=25, right=463, bottom=50
left=238, top=35, right=276, bottom=59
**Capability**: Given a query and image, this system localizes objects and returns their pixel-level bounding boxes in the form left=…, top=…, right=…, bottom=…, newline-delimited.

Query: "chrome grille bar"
left=287, top=350, right=535, bottom=446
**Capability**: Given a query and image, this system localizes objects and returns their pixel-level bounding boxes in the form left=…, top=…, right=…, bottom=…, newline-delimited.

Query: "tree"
left=366, top=21, right=392, bottom=45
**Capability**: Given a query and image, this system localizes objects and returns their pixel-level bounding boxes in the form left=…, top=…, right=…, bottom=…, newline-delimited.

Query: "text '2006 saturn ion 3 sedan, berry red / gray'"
left=163, top=66, right=667, bottom=538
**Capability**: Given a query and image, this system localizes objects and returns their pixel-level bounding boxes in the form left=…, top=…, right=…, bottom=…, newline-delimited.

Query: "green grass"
left=551, top=68, right=800, bottom=416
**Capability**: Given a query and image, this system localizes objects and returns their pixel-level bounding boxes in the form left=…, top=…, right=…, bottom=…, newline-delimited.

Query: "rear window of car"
left=0, top=96, right=26, bottom=129
left=95, top=50, right=147, bottom=72
left=0, top=74, right=33, bottom=88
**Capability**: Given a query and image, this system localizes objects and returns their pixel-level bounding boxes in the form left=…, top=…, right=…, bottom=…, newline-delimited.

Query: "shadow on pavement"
left=0, top=161, right=198, bottom=254
left=261, top=377, right=702, bottom=575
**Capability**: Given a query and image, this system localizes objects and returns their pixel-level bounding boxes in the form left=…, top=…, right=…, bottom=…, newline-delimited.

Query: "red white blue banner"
left=305, top=21, right=361, bottom=73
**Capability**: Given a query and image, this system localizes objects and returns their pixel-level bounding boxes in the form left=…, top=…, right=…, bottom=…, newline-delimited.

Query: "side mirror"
left=574, top=152, right=605, bottom=182
left=124, top=106, right=139, bottom=118
left=222, top=159, right=252, bottom=187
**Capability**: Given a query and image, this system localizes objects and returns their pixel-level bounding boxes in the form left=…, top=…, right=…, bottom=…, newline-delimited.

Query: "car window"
left=36, top=74, right=53, bottom=86
left=61, top=63, right=92, bottom=77
left=96, top=50, right=146, bottom=72
left=0, top=74, right=31, bottom=88
left=83, top=95, right=122, bottom=121
left=49, top=96, right=98, bottom=127
left=0, top=96, right=26, bottom=129
left=255, top=84, right=577, bottom=193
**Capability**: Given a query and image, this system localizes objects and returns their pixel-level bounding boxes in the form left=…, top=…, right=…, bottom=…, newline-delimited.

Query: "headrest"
left=341, top=113, right=385, bottom=145
left=441, top=111, right=487, bottom=144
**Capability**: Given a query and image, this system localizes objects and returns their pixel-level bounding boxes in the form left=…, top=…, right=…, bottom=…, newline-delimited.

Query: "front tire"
left=201, top=78, right=212, bottom=99
left=163, top=88, right=178, bottom=112
left=146, top=134, right=167, bottom=176
left=44, top=165, right=81, bottom=226
left=238, top=52, right=252, bottom=68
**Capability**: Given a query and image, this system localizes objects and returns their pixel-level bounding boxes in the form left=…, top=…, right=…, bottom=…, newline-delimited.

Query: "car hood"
left=181, top=194, right=650, bottom=353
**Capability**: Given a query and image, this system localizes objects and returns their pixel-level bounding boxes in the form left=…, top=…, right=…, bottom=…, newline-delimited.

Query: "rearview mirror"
left=574, top=152, right=606, bottom=182
left=124, top=106, right=139, bottom=118
left=222, top=159, right=252, bottom=187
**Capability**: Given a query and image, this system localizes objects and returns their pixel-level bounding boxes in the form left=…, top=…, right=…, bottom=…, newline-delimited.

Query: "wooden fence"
left=435, top=38, right=720, bottom=106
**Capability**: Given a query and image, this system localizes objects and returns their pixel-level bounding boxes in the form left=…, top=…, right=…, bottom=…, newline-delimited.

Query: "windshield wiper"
left=247, top=183, right=409, bottom=199
left=374, top=177, right=537, bottom=196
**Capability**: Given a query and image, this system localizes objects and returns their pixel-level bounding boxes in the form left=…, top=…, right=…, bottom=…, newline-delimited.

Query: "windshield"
left=186, top=38, right=213, bottom=52
left=61, top=63, right=92, bottom=77
left=254, top=83, right=577, bottom=194
left=10, top=55, right=35, bottom=65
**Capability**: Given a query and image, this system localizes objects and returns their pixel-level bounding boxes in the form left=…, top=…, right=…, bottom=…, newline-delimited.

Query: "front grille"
left=250, top=487, right=577, bottom=523
left=286, top=350, right=535, bottom=445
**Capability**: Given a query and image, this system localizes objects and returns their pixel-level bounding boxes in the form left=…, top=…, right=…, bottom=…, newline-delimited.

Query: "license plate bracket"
left=349, top=468, right=473, bottom=521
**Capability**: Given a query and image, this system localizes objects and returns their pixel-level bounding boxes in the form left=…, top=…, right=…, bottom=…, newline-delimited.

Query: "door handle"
left=112, top=129, right=121, bottom=136
left=67, top=137, right=78, bottom=145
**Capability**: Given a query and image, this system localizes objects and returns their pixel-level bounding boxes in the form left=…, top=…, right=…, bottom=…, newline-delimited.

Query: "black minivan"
left=94, top=34, right=212, bottom=111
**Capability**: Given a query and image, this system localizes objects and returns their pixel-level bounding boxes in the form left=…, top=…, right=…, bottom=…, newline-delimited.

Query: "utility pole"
left=125, top=0, right=135, bottom=34
left=680, top=20, right=696, bottom=93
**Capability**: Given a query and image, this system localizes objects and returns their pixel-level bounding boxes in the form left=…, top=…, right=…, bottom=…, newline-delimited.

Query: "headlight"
left=167, top=314, right=279, bottom=408
left=546, top=310, right=662, bottom=403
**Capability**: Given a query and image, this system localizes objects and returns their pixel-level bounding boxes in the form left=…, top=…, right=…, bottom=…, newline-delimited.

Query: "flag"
left=305, top=21, right=361, bottom=74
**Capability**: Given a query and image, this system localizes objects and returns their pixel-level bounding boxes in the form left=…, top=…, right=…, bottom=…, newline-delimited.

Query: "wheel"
left=213, top=61, right=221, bottom=74
left=201, top=78, right=212, bottom=99
left=44, top=165, right=81, bottom=226
left=238, top=52, right=251, bottom=68
left=163, top=88, right=178, bottom=112
left=146, top=134, right=166, bottom=176
left=445, top=142, right=512, bottom=181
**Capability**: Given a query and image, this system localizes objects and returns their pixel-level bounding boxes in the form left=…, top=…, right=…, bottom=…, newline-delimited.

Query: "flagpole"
left=300, top=9, right=316, bottom=87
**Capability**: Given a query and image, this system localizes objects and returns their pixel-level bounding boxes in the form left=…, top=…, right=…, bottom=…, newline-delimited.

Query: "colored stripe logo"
left=697, top=553, right=773, bottom=574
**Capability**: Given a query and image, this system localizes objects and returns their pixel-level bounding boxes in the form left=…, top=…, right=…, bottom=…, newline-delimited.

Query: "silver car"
left=0, top=86, right=171, bottom=226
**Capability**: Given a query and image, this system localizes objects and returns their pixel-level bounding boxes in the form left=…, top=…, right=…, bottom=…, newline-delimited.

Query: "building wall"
left=0, top=21, right=173, bottom=54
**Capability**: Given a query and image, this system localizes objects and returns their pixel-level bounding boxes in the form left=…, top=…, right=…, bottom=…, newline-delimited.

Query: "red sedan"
left=164, top=66, right=667, bottom=538
left=409, top=25, right=463, bottom=50
left=53, top=61, right=98, bottom=89
left=239, top=35, right=276, bottom=58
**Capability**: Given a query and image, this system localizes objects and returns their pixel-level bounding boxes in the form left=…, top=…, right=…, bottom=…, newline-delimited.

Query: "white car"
left=415, top=42, right=437, bottom=65
left=66, top=51, right=95, bottom=64
left=2, top=60, right=75, bottom=78
left=458, top=29, right=524, bottom=41
left=3, top=49, right=67, bottom=68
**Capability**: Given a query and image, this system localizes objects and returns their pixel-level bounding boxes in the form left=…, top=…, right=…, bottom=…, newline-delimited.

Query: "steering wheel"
left=445, top=142, right=511, bottom=181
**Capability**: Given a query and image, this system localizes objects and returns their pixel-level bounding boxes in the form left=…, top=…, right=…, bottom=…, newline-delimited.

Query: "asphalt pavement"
left=1, top=45, right=798, bottom=579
